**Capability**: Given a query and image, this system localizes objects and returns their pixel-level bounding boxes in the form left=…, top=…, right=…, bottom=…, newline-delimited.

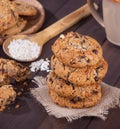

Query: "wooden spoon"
left=3, top=3, right=98, bottom=62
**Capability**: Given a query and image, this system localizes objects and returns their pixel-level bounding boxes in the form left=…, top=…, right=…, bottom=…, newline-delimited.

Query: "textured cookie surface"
left=0, top=0, right=18, bottom=32
left=0, top=58, right=31, bottom=82
left=52, top=32, right=103, bottom=68
left=46, top=72, right=101, bottom=99
left=1, top=17, right=27, bottom=36
left=14, top=1, right=37, bottom=16
left=0, top=73, right=10, bottom=87
left=49, top=90, right=102, bottom=108
left=51, top=56, right=108, bottom=85
left=0, top=85, right=16, bottom=111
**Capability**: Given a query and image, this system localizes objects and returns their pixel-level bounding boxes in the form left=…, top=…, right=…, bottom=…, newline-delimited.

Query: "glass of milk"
left=87, top=0, right=120, bottom=46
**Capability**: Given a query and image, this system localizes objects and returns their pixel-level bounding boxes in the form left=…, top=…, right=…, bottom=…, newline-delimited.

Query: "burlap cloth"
left=31, top=76, right=120, bottom=122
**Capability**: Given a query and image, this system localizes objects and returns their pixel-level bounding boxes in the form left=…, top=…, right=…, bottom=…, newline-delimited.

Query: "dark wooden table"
left=0, top=0, right=120, bottom=129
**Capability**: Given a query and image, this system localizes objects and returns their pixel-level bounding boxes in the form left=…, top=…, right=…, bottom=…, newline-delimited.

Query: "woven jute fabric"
left=31, top=76, right=120, bottom=122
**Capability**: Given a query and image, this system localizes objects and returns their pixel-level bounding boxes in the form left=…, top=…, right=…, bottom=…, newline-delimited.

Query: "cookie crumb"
left=15, top=104, right=20, bottom=109
left=59, top=34, right=65, bottom=39
left=23, top=82, right=28, bottom=87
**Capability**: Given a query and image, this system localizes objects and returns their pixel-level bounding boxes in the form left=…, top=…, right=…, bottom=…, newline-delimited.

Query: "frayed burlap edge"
left=31, top=76, right=120, bottom=122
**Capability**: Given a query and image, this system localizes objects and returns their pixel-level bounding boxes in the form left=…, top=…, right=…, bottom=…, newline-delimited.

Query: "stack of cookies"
left=46, top=32, right=108, bottom=108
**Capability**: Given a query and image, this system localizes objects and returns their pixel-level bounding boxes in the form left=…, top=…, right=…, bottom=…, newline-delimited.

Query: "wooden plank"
left=86, top=80, right=120, bottom=129
left=86, top=40, right=120, bottom=129
left=0, top=97, right=47, bottom=129
left=38, top=0, right=67, bottom=29
left=38, top=116, right=92, bottom=129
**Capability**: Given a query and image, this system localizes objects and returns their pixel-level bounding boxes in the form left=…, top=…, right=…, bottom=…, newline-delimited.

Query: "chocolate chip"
left=57, top=77, right=62, bottom=80
left=73, top=34, right=79, bottom=38
left=94, top=76, right=99, bottom=82
left=81, top=55, right=86, bottom=59
left=84, top=36, right=88, bottom=40
left=65, top=80, right=71, bottom=85
left=92, top=49, right=98, bottom=54
left=70, top=60, right=76, bottom=65
left=77, top=56, right=86, bottom=62
left=60, top=85, right=63, bottom=88
left=87, top=59, right=90, bottom=63
left=52, top=56, right=55, bottom=59
left=49, top=78, right=53, bottom=84
left=77, top=97, right=82, bottom=101
left=70, top=97, right=82, bottom=103
left=86, top=78, right=89, bottom=81
left=82, top=39, right=86, bottom=43
left=96, top=65, right=103, bottom=71
left=93, top=90, right=98, bottom=94
left=62, top=63, right=65, bottom=70
left=72, top=85, right=75, bottom=90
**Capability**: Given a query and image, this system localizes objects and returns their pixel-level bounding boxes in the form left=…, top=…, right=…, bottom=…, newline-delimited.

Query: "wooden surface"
left=0, top=0, right=120, bottom=129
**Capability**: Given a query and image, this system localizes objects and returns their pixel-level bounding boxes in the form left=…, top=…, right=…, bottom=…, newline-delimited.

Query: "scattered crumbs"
left=23, top=82, right=28, bottom=87
left=15, top=104, right=20, bottom=109
left=21, top=88, right=24, bottom=92
left=17, top=92, right=22, bottom=96
left=29, top=58, right=51, bottom=72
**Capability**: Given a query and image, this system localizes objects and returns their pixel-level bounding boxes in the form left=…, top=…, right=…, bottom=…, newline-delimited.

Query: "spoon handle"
left=34, top=3, right=98, bottom=45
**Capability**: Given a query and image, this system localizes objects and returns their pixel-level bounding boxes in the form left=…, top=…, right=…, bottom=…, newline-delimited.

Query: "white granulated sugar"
left=29, top=58, right=50, bottom=72
left=8, top=39, right=41, bottom=60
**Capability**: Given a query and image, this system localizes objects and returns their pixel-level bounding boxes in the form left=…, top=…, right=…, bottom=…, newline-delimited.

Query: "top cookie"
left=52, top=32, right=103, bottom=68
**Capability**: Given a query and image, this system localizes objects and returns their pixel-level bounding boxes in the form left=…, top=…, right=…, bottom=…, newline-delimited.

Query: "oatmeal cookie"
left=49, top=90, right=102, bottom=108
left=0, top=85, right=16, bottom=111
left=0, top=73, right=10, bottom=86
left=52, top=32, right=103, bottom=68
left=0, top=58, right=31, bottom=82
left=0, top=0, right=18, bottom=32
left=46, top=71, right=101, bottom=99
left=1, top=17, right=27, bottom=36
left=51, top=56, right=108, bottom=85
left=13, top=1, right=37, bottom=16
